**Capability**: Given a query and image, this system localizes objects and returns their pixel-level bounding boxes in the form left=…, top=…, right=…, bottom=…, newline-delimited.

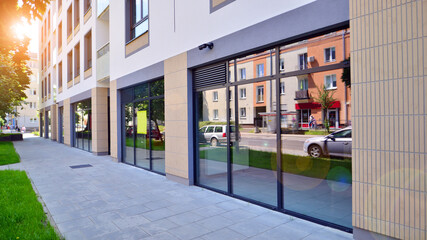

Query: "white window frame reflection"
left=239, top=68, right=246, bottom=80
left=325, top=74, right=337, bottom=90
left=324, top=47, right=336, bottom=62
left=239, top=88, right=246, bottom=99
left=256, top=64, right=264, bottom=77
left=280, top=82, right=285, bottom=95
left=256, top=85, right=264, bottom=103
left=213, top=91, right=218, bottom=102
left=240, top=107, right=246, bottom=118
left=213, top=109, right=219, bottom=120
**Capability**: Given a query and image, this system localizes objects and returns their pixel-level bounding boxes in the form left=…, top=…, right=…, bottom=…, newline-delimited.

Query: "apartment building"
left=38, top=0, right=427, bottom=239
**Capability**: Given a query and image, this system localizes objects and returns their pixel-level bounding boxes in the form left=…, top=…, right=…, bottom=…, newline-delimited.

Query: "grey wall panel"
left=188, top=0, right=349, bottom=68
left=116, top=61, right=164, bottom=90
left=70, top=89, right=92, bottom=104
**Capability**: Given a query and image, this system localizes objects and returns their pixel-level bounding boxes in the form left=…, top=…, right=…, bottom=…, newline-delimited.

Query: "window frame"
left=239, top=107, right=246, bottom=118
left=213, top=91, right=218, bottom=102
left=256, top=64, right=264, bottom=78
left=239, top=88, right=246, bottom=99
left=324, top=74, right=337, bottom=90
left=280, top=82, right=285, bottom=95
left=129, top=0, right=149, bottom=41
left=256, top=85, right=264, bottom=103
left=239, top=68, right=246, bottom=80
left=324, top=47, right=336, bottom=63
left=213, top=109, right=219, bottom=120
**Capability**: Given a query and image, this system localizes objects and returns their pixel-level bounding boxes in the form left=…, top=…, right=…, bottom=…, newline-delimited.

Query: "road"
left=235, top=133, right=319, bottom=156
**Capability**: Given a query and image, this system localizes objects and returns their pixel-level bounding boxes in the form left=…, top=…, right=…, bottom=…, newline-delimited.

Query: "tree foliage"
left=313, top=85, right=336, bottom=133
left=0, top=0, right=49, bottom=118
left=341, top=57, right=351, bottom=88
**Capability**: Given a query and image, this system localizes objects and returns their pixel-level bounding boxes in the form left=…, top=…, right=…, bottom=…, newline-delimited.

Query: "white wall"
left=109, top=0, right=316, bottom=81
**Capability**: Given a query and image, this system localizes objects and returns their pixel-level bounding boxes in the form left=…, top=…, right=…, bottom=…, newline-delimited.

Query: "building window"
left=129, top=0, right=149, bottom=41
left=256, top=64, right=264, bottom=77
left=67, top=5, right=72, bottom=37
left=280, top=58, right=285, bottom=71
left=67, top=50, right=73, bottom=82
left=213, top=91, right=218, bottom=102
left=74, top=43, right=80, bottom=78
left=48, top=74, right=51, bottom=95
left=84, top=0, right=91, bottom=13
left=29, top=102, right=33, bottom=108
left=229, top=90, right=232, bottom=101
left=324, top=47, right=336, bottom=62
left=58, top=61, right=63, bottom=88
left=256, top=85, right=264, bottom=103
left=84, top=30, right=92, bottom=70
left=325, top=74, right=337, bottom=89
left=47, top=42, right=51, bottom=64
left=299, top=53, right=307, bottom=70
left=34, top=102, right=37, bottom=109
left=239, top=88, right=246, bottom=99
left=239, top=68, right=246, bottom=80
left=74, top=0, right=80, bottom=29
left=280, top=82, right=285, bottom=94
left=58, top=0, right=62, bottom=11
left=213, top=109, right=219, bottom=120
left=58, top=22, right=62, bottom=49
left=240, top=108, right=246, bottom=118
left=298, top=79, right=308, bottom=90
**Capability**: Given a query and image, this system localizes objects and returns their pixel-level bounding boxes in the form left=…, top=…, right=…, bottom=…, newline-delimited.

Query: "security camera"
left=198, top=42, right=214, bottom=50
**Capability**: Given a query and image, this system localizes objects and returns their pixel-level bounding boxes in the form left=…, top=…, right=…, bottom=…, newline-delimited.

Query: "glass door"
left=135, top=100, right=150, bottom=169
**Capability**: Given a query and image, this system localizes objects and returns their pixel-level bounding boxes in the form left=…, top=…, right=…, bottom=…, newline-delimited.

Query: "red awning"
left=295, top=101, right=340, bottom=110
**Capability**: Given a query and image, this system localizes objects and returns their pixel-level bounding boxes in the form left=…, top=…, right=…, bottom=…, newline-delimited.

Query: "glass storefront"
left=48, top=110, right=51, bottom=139
left=121, top=79, right=165, bottom=174
left=74, top=99, right=92, bottom=152
left=195, top=28, right=351, bottom=230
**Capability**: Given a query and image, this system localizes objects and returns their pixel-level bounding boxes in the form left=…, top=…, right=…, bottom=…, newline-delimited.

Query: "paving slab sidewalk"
left=2, top=134, right=353, bottom=240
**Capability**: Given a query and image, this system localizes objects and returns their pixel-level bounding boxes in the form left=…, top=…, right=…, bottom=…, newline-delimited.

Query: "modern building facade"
left=6, top=52, right=39, bottom=131
left=37, top=0, right=426, bottom=239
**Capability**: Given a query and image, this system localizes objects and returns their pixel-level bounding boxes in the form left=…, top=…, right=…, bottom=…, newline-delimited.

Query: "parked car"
left=199, top=125, right=239, bottom=146
left=303, top=126, right=352, bottom=158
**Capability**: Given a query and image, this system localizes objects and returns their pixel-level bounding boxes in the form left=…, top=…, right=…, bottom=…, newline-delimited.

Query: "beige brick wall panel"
left=64, top=98, right=71, bottom=146
left=110, top=80, right=118, bottom=159
left=164, top=52, right=189, bottom=181
left=351, top=0, right=427, bottom=238
left=51, top=104, right=57, bottom=141
left=92, top=87, right=109, bottom=154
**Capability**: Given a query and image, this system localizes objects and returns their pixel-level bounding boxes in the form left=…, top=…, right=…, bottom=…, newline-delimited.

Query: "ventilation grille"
left=193, top=63, right=227, bottom=90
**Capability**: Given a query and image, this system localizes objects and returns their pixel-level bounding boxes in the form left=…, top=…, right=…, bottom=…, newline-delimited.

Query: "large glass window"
left=121, top=79, right=165, bottom=174
left=74, top=99, right=92, bottom=152
left=129, top=0, right=149, bottom=41
left=195, top=28, right=351, bottom=231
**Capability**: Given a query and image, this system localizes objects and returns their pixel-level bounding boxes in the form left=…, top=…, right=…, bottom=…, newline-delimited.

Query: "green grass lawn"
left=304, top=130, right=330, bottom=135
left=0, top=170, right=61, bottom=239
left=0, top=142, right=20, bottom=166
left=126, top=137, right=165, bottom=151
left=200, top=147, right=351, bottom=183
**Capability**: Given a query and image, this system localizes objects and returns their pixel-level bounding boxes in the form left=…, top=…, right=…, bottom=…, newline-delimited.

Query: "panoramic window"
left=67, top=5, right=72, bottom=38
left=74, top=43, right=80, bottom=78
left=129, top=0, right=149, bottom=41
left=121, top=79, right=165, bottom=174
left=58, top=22, right=62, bottom=49
left=74, top=0, right=80, bottom=29
left=67, top=50, right=73, bottom=83
left=58, top=61, right=63, bottom=89
left=195, top=28, right=352, bottom=230
left=74, top=99, right=91, bottom=152
left=84, top=0, right=91, bottom=13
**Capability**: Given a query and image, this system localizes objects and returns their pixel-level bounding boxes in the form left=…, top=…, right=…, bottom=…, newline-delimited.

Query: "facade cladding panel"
left=35, top=0, right=426, bottom=238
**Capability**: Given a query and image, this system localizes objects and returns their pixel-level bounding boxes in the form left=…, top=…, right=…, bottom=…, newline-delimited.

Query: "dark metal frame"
left=129, top=0, right=149, bottom=40
left=193, top=30, right=352, bottom=233
left=72, top=99, right=92, bottom=153
left=121, top=78, right=166, bottom=176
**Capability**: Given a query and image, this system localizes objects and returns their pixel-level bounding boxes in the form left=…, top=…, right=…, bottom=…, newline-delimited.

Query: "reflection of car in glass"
left=199, top=125, right=239, bottom=146
left=125, top=124, right=163, bottom=141
left=303, top=126, right=352, bottom=158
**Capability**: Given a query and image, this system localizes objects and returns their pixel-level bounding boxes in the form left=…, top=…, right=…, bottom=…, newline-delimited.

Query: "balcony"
left=295, top=90, right=310, bottom=100
left=96, top=43, right=109, bottom=82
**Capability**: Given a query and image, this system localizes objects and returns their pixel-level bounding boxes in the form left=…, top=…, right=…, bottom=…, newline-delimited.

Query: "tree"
left=0, top=0, right=49, bottom=119
left=341, top=57, right=351, bottom=88
left=313, top=85, right=336, bottom=133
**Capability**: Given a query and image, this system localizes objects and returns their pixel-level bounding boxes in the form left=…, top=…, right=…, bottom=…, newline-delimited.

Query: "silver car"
left=303, top=127, right=352, bottom=158
left=199, top=125, right=237, bottom=146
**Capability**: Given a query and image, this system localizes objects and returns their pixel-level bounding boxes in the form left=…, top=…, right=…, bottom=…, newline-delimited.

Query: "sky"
left=13, top=19, right=39, bottom=54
